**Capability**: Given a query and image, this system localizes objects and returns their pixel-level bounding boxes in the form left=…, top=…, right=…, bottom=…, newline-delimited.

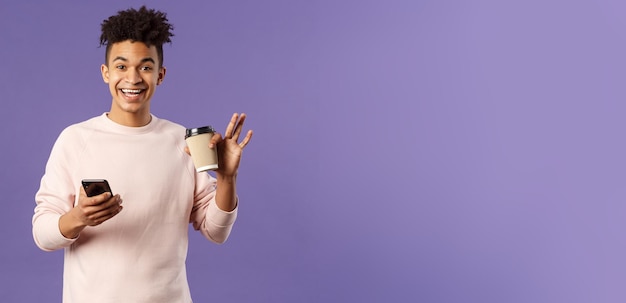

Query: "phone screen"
left=82, top=179, right=113, bottom=197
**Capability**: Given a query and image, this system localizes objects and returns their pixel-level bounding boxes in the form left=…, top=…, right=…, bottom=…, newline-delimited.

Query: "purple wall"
left=2, top=0, right=626, bottom=302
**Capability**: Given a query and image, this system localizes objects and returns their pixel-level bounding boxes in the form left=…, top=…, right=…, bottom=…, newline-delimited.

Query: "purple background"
left=2, top=0, right=626, bottom=302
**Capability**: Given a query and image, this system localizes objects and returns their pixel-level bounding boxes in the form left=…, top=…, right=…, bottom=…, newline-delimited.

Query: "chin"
left=113, top=104, right=142, bottom=115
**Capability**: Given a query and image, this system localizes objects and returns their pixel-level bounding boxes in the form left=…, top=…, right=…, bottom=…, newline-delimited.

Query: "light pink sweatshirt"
left=32, top=113, right=237, bottom=303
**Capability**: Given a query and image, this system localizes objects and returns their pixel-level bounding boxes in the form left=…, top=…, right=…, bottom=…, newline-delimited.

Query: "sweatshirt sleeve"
left=189, top=172, right=238, bottom=244
left=32, top=128, right=80, bottom=251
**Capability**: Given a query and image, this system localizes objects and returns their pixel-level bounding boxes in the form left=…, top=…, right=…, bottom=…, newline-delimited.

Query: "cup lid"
left=185, top=126, right=215, bottom=138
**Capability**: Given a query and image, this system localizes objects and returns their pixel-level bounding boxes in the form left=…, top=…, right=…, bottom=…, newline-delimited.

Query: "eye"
left=115, top=65, right=125, bottom=70
left=140, top=66, right=153, bottom=71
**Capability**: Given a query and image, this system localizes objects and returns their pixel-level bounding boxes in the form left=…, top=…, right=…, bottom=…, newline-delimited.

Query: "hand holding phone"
left=60, top=179, right=121, bottom=237
left=81, top=179, right=113, bottom=197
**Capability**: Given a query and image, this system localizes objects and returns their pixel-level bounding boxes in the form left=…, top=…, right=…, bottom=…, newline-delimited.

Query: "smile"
left=120, top=88, right=144, bottom=96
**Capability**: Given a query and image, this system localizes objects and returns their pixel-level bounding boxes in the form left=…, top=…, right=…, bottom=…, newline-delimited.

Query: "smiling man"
left=32, top=6, right=252, bottom=303
left=102, top=34, right=165, bottom=127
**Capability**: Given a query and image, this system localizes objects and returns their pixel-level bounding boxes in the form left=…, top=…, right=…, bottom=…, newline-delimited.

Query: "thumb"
left=79, top=186, right=87, bottom=199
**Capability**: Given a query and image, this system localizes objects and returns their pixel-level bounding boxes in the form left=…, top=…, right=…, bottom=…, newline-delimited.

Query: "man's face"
left=101, top=40, right=165, bottom=117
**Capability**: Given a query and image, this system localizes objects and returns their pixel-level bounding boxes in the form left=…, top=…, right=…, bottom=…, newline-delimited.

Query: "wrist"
left=59, top=210, right=87, bottom=239
left=216, top=172, right=237, bottom=183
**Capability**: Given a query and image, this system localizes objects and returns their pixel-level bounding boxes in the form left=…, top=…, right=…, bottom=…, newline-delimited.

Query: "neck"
left=107, top=109, right=152, bottom=127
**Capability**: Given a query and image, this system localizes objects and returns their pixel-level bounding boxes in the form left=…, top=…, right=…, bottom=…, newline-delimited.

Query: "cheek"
left=107, top=74, right=122, bottom=85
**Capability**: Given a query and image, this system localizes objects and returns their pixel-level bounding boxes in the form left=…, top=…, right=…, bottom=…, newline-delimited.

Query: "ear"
left=101, top=64, right=110, bottom=83
left=157, top=66, right=167, bottom=85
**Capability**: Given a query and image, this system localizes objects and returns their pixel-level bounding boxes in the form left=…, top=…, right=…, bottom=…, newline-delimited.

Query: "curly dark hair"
left=100, top=6, right=174, bottom=67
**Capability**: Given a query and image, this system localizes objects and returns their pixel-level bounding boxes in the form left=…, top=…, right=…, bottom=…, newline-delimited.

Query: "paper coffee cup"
left=185, top=126, right=219, bottom=172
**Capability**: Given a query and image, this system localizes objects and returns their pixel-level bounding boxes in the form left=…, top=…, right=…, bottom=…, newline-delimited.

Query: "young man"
left=32, top=6, right=252, bottom=302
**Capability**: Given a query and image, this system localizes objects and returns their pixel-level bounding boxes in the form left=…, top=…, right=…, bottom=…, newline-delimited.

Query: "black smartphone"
left=81, top=179, right=113, bottom=197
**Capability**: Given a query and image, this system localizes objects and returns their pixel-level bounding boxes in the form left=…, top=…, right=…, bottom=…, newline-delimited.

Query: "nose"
left=125, top=68, right=143, bottom=84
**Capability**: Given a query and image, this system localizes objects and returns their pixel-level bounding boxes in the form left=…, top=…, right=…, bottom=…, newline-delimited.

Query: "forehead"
left=108, top=40, right=159, bottom=64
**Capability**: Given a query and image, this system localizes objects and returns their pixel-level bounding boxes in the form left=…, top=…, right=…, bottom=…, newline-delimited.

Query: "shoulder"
left=48, top=116, right=101, bottom=158
left=56, top=116, right=101, bottom=144
left=153, top=116, right=187, bottom=138
left=155, top=117, right=186, bottom=131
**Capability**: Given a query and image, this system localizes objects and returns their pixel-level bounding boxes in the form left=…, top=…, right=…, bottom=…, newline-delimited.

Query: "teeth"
left=121, top=89, right=142, bottom=93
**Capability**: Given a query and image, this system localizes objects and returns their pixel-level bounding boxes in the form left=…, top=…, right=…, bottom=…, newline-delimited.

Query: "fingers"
left=77, top=190, right=123, bottom=226
left=86, top=196, right=122, bottom=226
left=224, top=113, right=238, bottom=139
left=89, top=202, right=123, bottom=225
left=224, top=112, right=249, bottom=143
left=207, top=113, right=253, bottom=150
left=231, top=113, right=247, bottom=141
left=82, top=191, right=113, bottom=206
left=239, top=129, right=253, bottom=148
left=209, top=133, right=222, bottom=149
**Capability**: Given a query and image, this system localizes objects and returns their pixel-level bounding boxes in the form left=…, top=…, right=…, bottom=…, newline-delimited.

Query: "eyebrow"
left=112, top=56, right=156, bottom=64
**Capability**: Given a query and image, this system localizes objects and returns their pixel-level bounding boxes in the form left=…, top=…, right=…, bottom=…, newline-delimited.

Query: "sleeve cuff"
left=33, top=213, right=78, bottom=251
left=207, top=197, right=238, bottom=227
